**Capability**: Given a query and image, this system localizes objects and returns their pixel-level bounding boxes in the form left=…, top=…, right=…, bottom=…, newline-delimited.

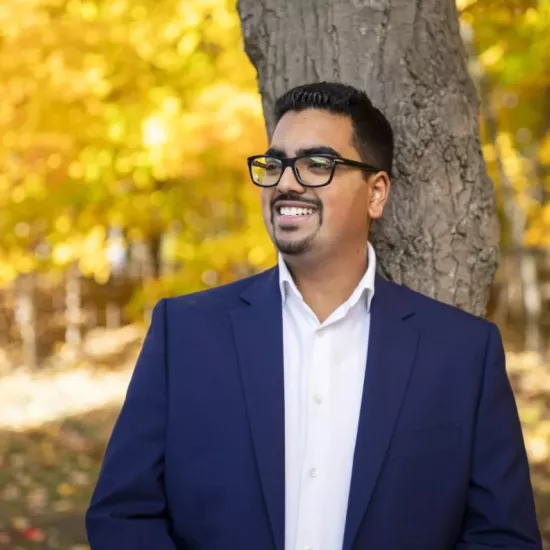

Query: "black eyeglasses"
left=247, top=154, right=381, bottom=188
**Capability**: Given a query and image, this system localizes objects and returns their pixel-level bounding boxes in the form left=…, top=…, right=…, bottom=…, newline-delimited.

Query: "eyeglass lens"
left=251, top=156, right=334, bottom=187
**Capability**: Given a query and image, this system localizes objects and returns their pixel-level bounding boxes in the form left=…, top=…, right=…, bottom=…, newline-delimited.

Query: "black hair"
left=274, top=82, right=394, bottom=175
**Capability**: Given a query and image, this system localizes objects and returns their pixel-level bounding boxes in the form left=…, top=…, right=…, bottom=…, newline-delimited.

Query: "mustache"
left=271, top=194, right=322, bottom=209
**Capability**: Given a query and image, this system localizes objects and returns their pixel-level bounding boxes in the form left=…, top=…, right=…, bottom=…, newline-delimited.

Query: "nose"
left=276, top=165, right=304, bottom=194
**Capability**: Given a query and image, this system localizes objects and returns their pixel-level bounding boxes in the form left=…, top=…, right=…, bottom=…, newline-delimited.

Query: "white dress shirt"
left=280, top=242, right=376, bottom=550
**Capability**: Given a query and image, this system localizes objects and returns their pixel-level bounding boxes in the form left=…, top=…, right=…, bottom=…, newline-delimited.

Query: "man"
left=86, top=82, right=541, bottom=550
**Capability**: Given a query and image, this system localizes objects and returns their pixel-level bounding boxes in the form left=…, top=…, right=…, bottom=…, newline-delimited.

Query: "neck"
left=283, top=244, right=369, bottom=323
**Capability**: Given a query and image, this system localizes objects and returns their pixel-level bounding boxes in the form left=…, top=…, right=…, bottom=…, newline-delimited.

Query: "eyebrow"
left=265, top=145, right=343, bottom=158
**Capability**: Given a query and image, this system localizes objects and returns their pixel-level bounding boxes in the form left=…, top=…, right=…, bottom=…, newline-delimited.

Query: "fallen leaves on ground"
left=0, top=407, right=122, bottom=549
left=1, top=335, right=550, bottom=548
left=0, top=326, right=140, bottom=549
left=507, top=351, right=550, bottom=544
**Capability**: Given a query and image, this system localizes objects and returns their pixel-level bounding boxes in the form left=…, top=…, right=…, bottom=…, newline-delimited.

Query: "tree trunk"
left=15, top=273, right=38, bottom=369
left=519, top=251, right=542, bottom=353
left=238, top=0, right=499, bottom=316
left=65, top=262, right=82, bottom=358
left=105, top=301, right=121, bottom=330
left=146, top=235, right=162, bottom=280
left=141, top=238, right=161, bottom=323
left=0, top=293, right=8, bottom=346
left=533, top=87, right=550, bottom=205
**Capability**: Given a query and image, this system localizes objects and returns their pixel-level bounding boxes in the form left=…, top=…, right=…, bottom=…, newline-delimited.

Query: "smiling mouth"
left=276, top=205, right=316, bottom=217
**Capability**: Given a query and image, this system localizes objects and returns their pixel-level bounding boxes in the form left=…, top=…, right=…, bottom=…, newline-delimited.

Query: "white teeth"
left=279, top=206, right=314, bottom=216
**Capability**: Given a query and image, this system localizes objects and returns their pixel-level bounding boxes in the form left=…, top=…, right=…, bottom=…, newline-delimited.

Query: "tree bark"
left=238, top=0, right=499, bottom=316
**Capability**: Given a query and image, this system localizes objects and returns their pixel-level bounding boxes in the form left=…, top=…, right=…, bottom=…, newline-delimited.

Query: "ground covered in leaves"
left=1, top=330, right=550, bottom=549
left=0, top=327, right=140, bottom=549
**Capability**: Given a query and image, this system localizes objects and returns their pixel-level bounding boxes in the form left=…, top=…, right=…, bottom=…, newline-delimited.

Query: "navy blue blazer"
left=86, top=268, right=541, bottom=550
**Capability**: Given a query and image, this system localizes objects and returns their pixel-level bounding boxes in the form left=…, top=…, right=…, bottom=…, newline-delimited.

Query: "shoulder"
left=161, top=267, right=276, bottom=316
left=379, top=276, right=497, bottom=341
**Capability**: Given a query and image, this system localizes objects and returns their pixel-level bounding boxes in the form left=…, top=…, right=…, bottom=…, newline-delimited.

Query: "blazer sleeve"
left=456, top=323, right=542, bottom=549
left=86, top=299, right=178, bottom=550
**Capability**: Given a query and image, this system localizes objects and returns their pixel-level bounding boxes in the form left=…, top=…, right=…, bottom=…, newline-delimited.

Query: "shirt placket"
left=294, top=324, right=331, bottom=550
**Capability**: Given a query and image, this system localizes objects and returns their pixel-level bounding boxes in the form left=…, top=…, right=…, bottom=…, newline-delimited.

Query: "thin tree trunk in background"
left=128, top=242, right=141, bottom=280
left=105, top=226, right=126, bottom=331
left=0, top=293, right=8, bottom=346
left=87, top=303, right=99, bottom=328
left=143, top=235, right=162, bottom=280
left=52, top=289, right=65, bottom=312
left=105, top=301, right=121, bottom=330
left=520, top=251, right=542, bottom=353
left=65, top=262, right=82, bottom=358
left=533, top=88, right=550, bottom=204
left=15, top=273, right=37, bottom=369
left=141, top=237, right=161, bottom=322
left=238, top=0, right=499, bottom=316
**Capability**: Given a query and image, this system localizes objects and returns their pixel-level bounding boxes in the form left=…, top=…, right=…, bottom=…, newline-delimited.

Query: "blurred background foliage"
left=459, top=0, right=550, bottom=247
left=0, top=0, right=272, bottom=332
left=1, top=0, right=550, bottom=548
left=458, top=0, right=550, bottom=355
left=0, top=0, right=548, bottom=355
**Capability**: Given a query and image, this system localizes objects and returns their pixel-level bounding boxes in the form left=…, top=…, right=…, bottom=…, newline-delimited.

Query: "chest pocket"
left=388, top=422, right=461, bottom=460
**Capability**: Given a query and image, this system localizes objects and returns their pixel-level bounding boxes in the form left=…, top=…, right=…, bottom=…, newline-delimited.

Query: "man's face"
left=261, top=108, right=383, bottom=261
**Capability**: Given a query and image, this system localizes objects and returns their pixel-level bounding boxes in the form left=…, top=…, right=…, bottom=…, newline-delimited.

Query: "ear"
left=368, top=171, right=391, bottom=220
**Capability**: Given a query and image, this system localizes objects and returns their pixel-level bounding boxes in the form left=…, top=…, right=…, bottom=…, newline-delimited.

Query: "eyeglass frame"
left=246, top=153, right=382, bottom=188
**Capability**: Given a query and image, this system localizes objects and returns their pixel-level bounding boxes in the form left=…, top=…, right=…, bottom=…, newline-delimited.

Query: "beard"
left=274, top=231, right=317, bottom=255
left=272, top=221, right=322, bottom=255
left=267, top=193, right=323, bottom=255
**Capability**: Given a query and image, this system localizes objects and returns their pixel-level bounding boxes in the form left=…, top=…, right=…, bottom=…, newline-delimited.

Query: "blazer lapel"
left=343, top=275, right=420, bottom=550
left=230, top=268, right=285, bottom=550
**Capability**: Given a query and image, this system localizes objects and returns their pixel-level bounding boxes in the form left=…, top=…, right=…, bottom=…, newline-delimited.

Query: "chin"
left=275, top=236, right=316, bottom=256
left=278, top=245, right=306, bottom=256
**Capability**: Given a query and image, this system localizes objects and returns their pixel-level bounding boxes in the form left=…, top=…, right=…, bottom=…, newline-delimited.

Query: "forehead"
left=270, top=109, right=355, bottom=155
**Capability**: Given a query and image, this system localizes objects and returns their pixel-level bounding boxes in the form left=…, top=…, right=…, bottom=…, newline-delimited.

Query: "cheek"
left=324, top=209, right=352, bottom=236
left=321, top=187, right=369, bottom=232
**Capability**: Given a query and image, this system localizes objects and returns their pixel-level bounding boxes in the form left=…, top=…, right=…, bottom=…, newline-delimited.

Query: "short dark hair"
left=274, top=82, right=394, bottom=175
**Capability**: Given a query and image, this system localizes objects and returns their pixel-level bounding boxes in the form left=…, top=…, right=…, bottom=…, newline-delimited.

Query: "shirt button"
left=304, top=546, right=313, bottom=550
left=309, top=467, right=318, bottom=478
left=317, top=329, right=324, bottom=338
left=313, top=394, right=323, bottom=405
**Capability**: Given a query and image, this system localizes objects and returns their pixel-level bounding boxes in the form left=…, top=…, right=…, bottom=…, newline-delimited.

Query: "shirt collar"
left=278, top=242, right=377, bottom=313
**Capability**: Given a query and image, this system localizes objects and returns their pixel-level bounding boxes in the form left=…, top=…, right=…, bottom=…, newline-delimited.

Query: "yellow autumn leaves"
left=0, top=0, right=274, bottom=297
left=0, top=0, right=548, bottom=302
